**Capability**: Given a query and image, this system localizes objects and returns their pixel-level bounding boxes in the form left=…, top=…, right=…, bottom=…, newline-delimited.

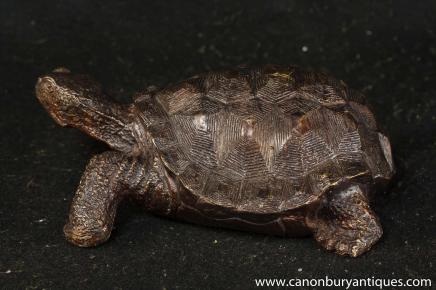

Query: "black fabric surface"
left=1, top=1, right=435, bottom=289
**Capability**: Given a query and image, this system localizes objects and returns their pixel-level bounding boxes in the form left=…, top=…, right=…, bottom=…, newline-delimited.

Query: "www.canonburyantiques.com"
left=254, top=276, right=432, bottom=289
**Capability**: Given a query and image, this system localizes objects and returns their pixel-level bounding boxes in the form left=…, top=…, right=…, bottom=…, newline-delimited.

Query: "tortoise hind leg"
left=64, top=151, right=148, bottom=247
left=307, top=183, right=383, bottom=257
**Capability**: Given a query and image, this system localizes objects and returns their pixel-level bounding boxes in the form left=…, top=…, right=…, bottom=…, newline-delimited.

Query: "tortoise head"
left=35, top=68, right=103, bottom=126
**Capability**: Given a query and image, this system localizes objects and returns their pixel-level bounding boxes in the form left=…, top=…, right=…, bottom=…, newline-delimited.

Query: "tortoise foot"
left=311, top=183, right=383, bottom=257
left=314, top=219, right=382, bottom=257
left=63, top=220, right=111, bottom=247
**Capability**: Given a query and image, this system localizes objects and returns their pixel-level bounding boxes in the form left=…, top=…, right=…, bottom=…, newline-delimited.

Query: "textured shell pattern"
left=135, top=65, right=394, bottom=213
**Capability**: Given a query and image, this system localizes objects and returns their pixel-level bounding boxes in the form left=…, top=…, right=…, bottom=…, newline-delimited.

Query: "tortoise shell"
left=135, top=65, right=394, bottom=213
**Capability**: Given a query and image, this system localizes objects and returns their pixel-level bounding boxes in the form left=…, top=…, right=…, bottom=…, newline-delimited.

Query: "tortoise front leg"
left=64, top=151, right=148, bottom=247
left=307, top=183, right=383, bottom=257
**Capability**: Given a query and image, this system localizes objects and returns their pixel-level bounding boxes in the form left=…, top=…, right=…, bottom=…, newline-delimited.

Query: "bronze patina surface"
left=35, top=65, right=394, bottom=257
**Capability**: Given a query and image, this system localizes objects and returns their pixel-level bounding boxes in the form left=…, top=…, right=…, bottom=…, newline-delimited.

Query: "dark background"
left=1, top=0, right=435, bottom=289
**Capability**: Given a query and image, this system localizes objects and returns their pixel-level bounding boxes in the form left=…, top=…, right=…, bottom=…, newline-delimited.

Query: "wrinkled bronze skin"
left=35, top=65, right=394, bottom=257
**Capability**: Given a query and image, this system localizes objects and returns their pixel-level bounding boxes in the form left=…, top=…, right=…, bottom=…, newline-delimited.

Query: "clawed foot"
left=64, top=219, right=112, bottom=247
left=314, top=215, right=382, bottom=257
left=310, top=184, right=383, bottom=257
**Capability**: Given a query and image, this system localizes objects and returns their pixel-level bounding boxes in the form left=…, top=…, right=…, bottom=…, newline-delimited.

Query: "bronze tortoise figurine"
left=35, top=65, right=394, bottom=257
